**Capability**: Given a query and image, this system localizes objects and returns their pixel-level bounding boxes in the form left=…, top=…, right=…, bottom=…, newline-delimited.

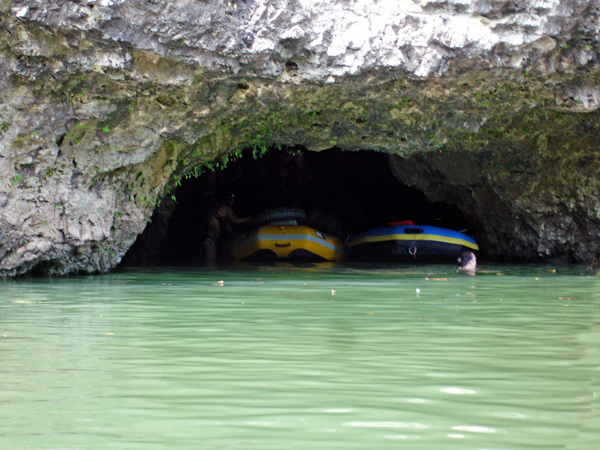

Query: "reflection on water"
left=1, top=263, right=599, bottom=450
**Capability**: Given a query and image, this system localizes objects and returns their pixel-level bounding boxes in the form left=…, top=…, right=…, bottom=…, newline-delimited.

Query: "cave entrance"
left=125, top=147, right=472, bottom=266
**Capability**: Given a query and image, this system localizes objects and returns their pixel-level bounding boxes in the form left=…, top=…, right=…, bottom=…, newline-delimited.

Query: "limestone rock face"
left=1, top=0, right=599, bottom=275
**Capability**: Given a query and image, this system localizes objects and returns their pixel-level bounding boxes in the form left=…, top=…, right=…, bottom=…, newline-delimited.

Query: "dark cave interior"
left=127, top=147, right=474, bottom=265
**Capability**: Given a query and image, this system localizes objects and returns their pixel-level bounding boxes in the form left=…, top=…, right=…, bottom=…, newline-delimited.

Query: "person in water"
left=202, top=192, right=250, bottom=264
left=457, top=250, right=477, bottom=273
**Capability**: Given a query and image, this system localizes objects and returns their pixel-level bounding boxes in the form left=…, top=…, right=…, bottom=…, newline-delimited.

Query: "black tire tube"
left=250, top=207, right=307, bottom=227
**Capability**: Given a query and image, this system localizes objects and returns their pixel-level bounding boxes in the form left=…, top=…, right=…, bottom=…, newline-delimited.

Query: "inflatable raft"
left=346, top=223, right=478, bottom=261
left=228, top=208, right=344, bottom=262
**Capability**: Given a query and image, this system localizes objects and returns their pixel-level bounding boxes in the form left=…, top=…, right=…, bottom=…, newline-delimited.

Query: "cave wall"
left=1, top=0, right=599, bottom=276
left=390, top=108, right=600, bottom=263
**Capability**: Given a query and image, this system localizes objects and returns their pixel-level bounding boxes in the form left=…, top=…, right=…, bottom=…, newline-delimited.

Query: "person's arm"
left=225, top=206, right=250, bottom=225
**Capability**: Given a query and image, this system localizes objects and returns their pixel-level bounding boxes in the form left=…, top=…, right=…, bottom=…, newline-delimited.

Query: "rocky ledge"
left=1, top=0, right=599, bottom=276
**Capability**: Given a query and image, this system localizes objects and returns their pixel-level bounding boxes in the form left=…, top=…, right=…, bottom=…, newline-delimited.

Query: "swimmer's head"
left=457, top=251, right=477, bottom=272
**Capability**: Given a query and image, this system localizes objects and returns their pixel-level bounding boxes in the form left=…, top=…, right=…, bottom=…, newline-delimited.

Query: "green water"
left=1, top=263, right=599, bottom=450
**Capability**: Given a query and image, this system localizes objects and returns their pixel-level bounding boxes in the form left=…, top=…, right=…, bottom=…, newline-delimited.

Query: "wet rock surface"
left=1, top=0, right=599, bottom=275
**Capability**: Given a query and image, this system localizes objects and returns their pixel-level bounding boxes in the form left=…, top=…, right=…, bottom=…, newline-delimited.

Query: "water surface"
left=1, top=263, right=598, bottom=449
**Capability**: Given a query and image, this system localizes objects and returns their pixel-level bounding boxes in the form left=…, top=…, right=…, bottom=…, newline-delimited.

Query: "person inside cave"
left=201, top=191, right=251, bottom=264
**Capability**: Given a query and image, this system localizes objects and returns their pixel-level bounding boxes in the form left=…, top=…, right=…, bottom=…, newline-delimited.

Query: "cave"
left=3, top=0, right=600, bottom=277
left=124, top=147, right=475, bottom=266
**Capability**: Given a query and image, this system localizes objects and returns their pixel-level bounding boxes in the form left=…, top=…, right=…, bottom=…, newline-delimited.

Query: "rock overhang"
left=9, top=0, right=598, bottom=79
left=1, top=0, right=599, bottom=276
